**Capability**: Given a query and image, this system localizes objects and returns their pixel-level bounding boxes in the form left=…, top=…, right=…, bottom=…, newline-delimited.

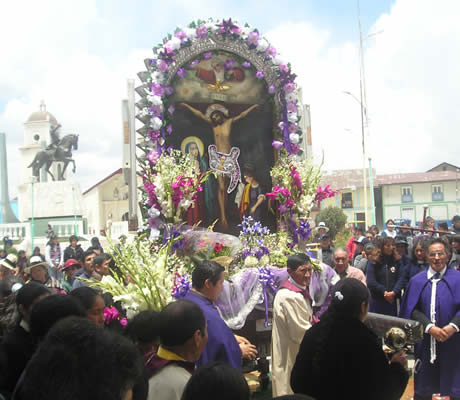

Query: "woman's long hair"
left=371, top=236, right=401, bottom=265
left=311, top=278, right=370, bottom=374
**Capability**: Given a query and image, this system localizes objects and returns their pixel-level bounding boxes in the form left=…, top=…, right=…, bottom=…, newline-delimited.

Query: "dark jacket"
left=366, top=255, right=406, bottom=299
left=320, top=247, right=335, bottom=268
left=0, top=322, right=36, bottom=396
left=291, top=313, right=408, bottom=400
left=63, top=244, right=83, bottom=262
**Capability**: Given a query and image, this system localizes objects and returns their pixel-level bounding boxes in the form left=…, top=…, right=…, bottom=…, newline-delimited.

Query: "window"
left=341, top=192, right=353, bottom=208
left=401, top=186, right=413, bottom=203
left=432, top=184, right=444, bottom=201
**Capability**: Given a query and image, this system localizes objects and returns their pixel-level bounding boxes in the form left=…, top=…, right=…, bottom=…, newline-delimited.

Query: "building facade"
left=377, top=171, right=459, bottom=227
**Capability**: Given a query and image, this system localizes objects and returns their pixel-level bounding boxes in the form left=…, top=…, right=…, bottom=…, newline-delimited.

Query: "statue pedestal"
left=18, top=181, right=84, bottom=221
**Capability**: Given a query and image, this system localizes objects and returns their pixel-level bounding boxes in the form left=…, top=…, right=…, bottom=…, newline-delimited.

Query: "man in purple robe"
left=400, top=238, right=460, bottom=399
left=183, top=260, right=257, bottom=369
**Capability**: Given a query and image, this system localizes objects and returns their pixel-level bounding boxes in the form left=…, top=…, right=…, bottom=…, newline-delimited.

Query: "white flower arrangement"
left=144, top=149, right=210, bottom=222
left=88, top=235, right=189, bottom=317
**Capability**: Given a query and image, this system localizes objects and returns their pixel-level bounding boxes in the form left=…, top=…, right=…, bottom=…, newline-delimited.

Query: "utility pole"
left=357, top=0, right=377, bottom=227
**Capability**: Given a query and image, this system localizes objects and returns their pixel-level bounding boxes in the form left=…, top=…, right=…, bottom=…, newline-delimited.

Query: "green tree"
left=315, top=206, right=348, bottom=240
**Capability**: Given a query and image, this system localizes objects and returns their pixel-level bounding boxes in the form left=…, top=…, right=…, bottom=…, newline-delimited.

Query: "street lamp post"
left=343, top=90, right=369, bottom=228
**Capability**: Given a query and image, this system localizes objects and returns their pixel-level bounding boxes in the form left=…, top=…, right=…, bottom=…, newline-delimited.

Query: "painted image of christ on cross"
left=180, top=102, right=259, bottom=229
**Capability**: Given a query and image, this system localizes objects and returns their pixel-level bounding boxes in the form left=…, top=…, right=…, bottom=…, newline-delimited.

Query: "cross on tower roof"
left=39, top=100, right=46, bottom=112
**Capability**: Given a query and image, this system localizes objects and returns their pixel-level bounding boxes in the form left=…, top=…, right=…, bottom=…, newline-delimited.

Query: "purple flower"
left=287, top=101, right=298, bottom=113
left=255, top=70, right=264, bottom=80
left=174, top=30, right=187, bottom=42
left=224, top=59, right=236, bottom=70
left=280, top=64, right=289, bottom=74
left=157, top=60, right=169, bottom=73
left=272, top=140, right=284, bottom=150
left=284, top=82, right=296, bottom=93
left=168, top=104, right=175, bottom=115
left=268, top=84, right=276, bottom=95
left=196, top=26, right=207, bottom=38
left=242, top=61, right=251, bottom=69
left=288, top=123, right=298, bottom=133
left=166, top=124, right=173, bottom=136
left=177, top=68, right=187, bottom=79
left=164, top=86, right=174, bottom=96
left=151, top=83, right=165, bottom=97
left=266, top=46, right=277, bottom=58
left=290, top=144, right=301, bottom=155
left=278, top=121, right=285, bottom=131
left=146, top=151, right=160, bottom=165
left=148, top=130, right=161, bottom=141
left=296, top=220, right=312, bottom=241
left=202, top=51, right=213, bottom=60
left=189, top=59, right=200, bottom=68
left=232, top=26, right=242, bottom=35
left=248, top=31, right=259, bottom=46
left=150, top=105, right=162, bottom=117
left=172, top=273, right=191, bottom=299
left=218, top=18, right=238, bottom=35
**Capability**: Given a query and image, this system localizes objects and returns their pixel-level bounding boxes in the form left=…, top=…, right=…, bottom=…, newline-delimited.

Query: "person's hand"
left=441, top=325, right=457, bottom=341
left=428, top=326, right=449, bottom=342
left=234, top=334, right=250, bottom=345
left=384, top=291, right=396, bottom=304
left=390, top=350, right=407, bottom=369
left=239, top=342, right=257, bottom=360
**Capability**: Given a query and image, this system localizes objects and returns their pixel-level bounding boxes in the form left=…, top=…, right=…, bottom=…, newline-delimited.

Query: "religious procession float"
left=90, top=18, right=422, bottom=387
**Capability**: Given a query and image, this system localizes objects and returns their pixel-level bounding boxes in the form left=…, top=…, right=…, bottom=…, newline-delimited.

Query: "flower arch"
left=136, top=18, right=304, bottom=225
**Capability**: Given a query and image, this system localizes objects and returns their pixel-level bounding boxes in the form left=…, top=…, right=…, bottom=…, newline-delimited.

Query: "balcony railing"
left=432, top=192, right=444, bottom=202
left=401, top=194, right=413, bottom=203
left=341, top=200, right=353, bottom=209
left=0, top=223, right=30, bottom=240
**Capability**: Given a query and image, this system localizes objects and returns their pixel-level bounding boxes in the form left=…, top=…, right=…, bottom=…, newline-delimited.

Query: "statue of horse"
left=27, top=134, right=79, bottom=181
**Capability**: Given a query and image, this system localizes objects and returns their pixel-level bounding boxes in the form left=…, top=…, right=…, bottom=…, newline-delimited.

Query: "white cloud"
left=265, top=0, right=460, bottom=175
left=1, top=0, right=459, bottom=205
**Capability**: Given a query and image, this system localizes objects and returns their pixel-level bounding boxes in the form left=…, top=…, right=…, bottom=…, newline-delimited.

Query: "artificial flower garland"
left=138, top=18, right=305, bottom=220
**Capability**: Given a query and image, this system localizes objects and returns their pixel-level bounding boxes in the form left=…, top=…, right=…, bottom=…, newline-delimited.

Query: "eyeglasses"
left=334, top=257, right=347, bottom=262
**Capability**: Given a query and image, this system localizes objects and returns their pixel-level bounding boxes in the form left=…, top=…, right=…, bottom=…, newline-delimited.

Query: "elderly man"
left=400, top=239, right=460, bottom=399
left=147, top=300, right=208, bottom=400
left=272, top=253, right=314, bottom=397
left=25, top=256, right=64, bottom=293
left=333, top=248, right=366, bottom=285
left=182, top=260, right=257, bottom=369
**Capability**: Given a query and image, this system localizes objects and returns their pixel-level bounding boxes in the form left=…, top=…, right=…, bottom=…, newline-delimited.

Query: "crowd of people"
left=0, top=216, right=458, bottom=400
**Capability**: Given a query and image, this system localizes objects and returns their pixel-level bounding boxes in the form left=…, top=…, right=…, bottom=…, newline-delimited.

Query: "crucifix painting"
left=168, top=51, right=276, bottom=234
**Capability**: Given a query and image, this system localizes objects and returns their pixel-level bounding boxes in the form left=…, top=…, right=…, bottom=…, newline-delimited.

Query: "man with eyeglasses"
left=400, top=238, right=460, bottom=400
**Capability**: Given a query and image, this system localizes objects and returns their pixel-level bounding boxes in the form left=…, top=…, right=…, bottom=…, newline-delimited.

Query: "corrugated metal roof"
left=376, top=170, right=457, bottom=185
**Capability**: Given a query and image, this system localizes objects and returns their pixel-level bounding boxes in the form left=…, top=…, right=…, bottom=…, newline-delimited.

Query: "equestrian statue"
left=28, top=124, right=79, bottom=181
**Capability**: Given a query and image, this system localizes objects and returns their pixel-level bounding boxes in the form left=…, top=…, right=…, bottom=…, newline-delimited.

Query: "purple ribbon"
left=172, top=273, right=191, bottom=298
left=258, top=267, right=277, bottom=327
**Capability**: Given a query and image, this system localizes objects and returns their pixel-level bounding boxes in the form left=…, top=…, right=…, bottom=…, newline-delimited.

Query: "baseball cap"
left=354, top=236, right=370, bottom=245
left=63, top=258, right=81, bottom=271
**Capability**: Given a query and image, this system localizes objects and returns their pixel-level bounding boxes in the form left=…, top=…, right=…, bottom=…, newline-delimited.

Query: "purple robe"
left=183, top=291, right=242, bottom=369
left=399, top=267, right=460, bottom=398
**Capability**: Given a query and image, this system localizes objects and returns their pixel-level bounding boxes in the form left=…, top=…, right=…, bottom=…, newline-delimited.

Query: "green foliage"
left=334, top=227, right=353, bottom=249
left=5, top=247, right=18, bottom=255
left=315, top=206, right=348, bottom=240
